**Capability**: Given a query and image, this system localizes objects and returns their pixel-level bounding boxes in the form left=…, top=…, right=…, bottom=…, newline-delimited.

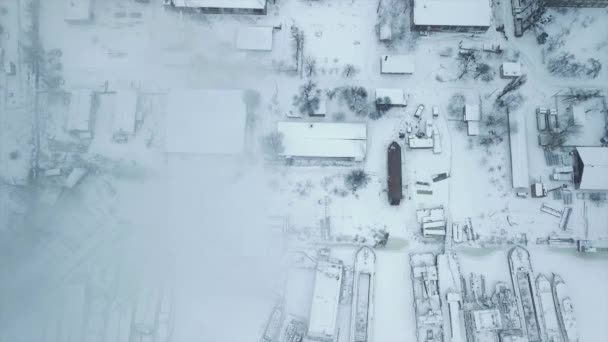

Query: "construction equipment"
left=530, top=183, right=567, bottom=198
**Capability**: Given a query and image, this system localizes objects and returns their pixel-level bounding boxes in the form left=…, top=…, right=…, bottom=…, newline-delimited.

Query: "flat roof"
left=508, top=109, right=529, bottom=190
left=113, top=91, right=138, bottom=135
left=277, top=122, right=367, bottom=161
left=467, top=121, right=480, bottom=136
left=308, top=262, right=343, bottom=340
left=375, top=88, right=406, bottom=106
left=381, top=55, right=415, bottom=74
left=464, top=104, right=481, bottom=121
left=413, top=0, right=492, bottom=27
left=165, top=89, right=247, bottom=155
left=577, top=147, right=608, bottom=190
left=171, top=0, right=266, bottom=9
left=502, top=62, right=522, bottom=76
left=65, top=0, right=91, bottom=21
left=66, top=89, right=93, bottom=132
left=236, top=26, right=273, bottom=51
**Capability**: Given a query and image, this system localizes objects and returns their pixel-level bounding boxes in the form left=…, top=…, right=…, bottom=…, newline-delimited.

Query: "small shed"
left=467, top=121, right=480, bottom=136
left=387, top=142, right=403, bottom=205
left=375, top=88, right=407, bottom=106
left=464, top=104, right=481, bottom=121
left=113, top=90, right=138, bottom=136
left=380, top=55, right=415, bottom=74
left=501, top=62, right=522, bottom=78
left=66, top=89, right=93, bottom=132
left=379, top=23, right=392, bottom=41
left=236, top=26, right=273, bottom=51
left=65, top=0, right=92, bottom=23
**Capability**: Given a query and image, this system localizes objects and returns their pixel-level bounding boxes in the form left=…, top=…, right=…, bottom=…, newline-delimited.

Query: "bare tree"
left=342, top=64, right=359, bottom=78
left=447, top=93, right=466, bottom=118
left=497, top=75, right=527, bottom=101
left=339, top=86, right=371, bottom=117
left=545, top=117, right=581, bottom=149
left=345, top=169, right=370, bottom=192
left=261, top=132, right=285, bottom=157
left=293, top=81, right=321, bottom=115
left=304, top=57, right=317, bottom=77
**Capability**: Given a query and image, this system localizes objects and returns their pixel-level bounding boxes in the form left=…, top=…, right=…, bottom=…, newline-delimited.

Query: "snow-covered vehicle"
left=414, top=104, right=425, bottom=119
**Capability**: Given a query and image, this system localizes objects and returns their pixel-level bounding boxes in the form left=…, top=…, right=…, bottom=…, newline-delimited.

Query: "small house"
left=66, top=89, right=93, bottom=132
left=236, top=26, right=274, bottom=51
left=464, top=104, right=481, bottom=136
left=387, top=142, right=403, bottom=205
left=501, top=62, right=522, bottom=78
left=65, top=0, right=92, bottom=23
left=113, top=90, right=138, bottom=136
left=375, top=88, right=407, bottom=106
left=380, top=55, right=415, bottom=74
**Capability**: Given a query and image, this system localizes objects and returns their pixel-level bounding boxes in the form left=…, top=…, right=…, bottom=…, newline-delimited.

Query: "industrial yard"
left=0, top=0, right=607, bottom=341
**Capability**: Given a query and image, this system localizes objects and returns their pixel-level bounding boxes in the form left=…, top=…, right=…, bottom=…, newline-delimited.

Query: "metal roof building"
left=277, top=122, right=367, bottom=161
left=573, top=147, right=608, bottom=190
left=412, top=0, right=492, bottom=32
left=308, top=262, right=343, bottom=341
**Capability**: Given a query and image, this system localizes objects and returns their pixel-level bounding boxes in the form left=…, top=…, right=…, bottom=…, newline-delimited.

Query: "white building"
left=308, top=262, right=343, bottom=341
left=508, top=109, right=530, bottom=191
left=65, top=0, right=92, bottom=23
left=66, top=89, right=93, bottom=132
left=375, top=88, right=407, bottom=106
left=167, top=0, right=267, bottom=14
left=573, top=147, right=608, bottom=190
left=165, top=89, right=247, bottom=155
left=113, top=90, right=138, bottom=136
left=501, top=62, right=522, bottom=78
left=277, top=122, right=367, bottom=161
left=412, top=0, right=492, bottom=33
left=464, top=104, right=481, bottom=136
left=236, top=26, right=274, bottom=51
left=380, top=55, right=415, bottom=74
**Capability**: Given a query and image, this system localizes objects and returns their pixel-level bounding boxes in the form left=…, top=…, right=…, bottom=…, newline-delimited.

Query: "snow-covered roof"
left=278, top=122, right=367, bottom=161
left=508, top=110, right=529, bottom=190
left=570, top=104, right=585, bottom=125
left=577, top=147, right=608, bottom=190
left=501, top=62, right=521, bottom=77
left=65, top=0, right=91, bottom=22
left=375, top=88, right=406, bottom=106
left=113, top=91, right=138, bottom=135
left=380, top=55, right=415, bottom=74
left=308, top=262, right=343, bottom=340
left=413, top=0, right=492, bottom=28
left=171, top=0, right=266, bottom=9
left=236, top=26, right=273, bottom=51
left=467, top=121, right=480, bottom=136
left=464, top=104, right=480, bottom=121
left=66, top=89, right=93, bottom=132
left=165, top=89, right=247, bottom=155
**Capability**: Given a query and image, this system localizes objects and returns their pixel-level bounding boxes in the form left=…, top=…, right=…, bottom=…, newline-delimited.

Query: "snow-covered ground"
left=0, top=0, right=607, bottom=341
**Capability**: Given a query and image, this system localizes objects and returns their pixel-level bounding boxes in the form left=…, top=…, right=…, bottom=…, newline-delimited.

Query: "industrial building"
left=411, top=0, right=492, bottom=33
left=165, top=0, right=268, bottom=14
left=572, top=147, right=608, bottom=190
left=308, top=262, right=343, bottom=341
left=277, top=122, right=368, bottom=161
